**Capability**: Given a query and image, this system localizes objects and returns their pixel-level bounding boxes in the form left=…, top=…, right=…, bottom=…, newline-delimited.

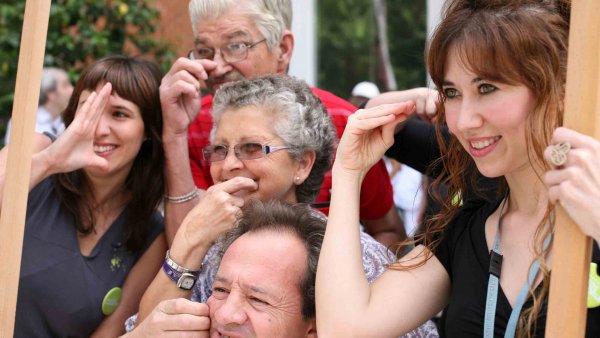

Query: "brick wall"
left=154, top=0, right=194, bottom=57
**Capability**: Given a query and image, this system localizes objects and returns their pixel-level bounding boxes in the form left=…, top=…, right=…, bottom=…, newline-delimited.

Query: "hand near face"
left=160, top=57, right=218, bottom=136
left=43, top=82, right=112, bottom=175
left=366, top=87, right=439, bottom=124
left=124, top=299, right=210, bottom=338
left=544, top=127, right=600, bottom=241
left=176, top=177, right=258, bottom=250
left=334, top=102, right=414, bottom=176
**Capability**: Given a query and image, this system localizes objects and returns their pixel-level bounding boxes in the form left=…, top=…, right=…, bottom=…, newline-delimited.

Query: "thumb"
left=88, top=157, right=110, bottom=173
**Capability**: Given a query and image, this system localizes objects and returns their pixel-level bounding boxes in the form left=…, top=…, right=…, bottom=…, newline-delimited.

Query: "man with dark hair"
left=126, top=200, right=323, bottom=337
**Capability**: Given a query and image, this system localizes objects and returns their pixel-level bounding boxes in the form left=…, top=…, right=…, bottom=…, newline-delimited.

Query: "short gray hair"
left=39, top=67, right=68, bottom=106
left=188, top=0, right=292, bottom=48
left=219, top=200, right=325, bottom=320
left=211, top=74, right=337, bottom=203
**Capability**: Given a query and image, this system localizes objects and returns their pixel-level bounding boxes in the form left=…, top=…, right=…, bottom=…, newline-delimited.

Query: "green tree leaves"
left=0, top=0, right=175, bottom=136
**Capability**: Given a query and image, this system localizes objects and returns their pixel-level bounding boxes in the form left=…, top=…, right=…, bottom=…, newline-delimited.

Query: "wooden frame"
left=0, top=0, right=596, bottom=336
left=546, top=0, right=598, bottom=336
left=0, top=0, right=51, bottom=336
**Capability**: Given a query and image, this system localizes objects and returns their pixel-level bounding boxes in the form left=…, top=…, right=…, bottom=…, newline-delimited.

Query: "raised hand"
left=160, top=58, right=218, bottom=137
left=335, top=102, right=415, bottom=175
left=124, top=299, right=210, bottom=338
left=367, top=87, right=439, bottom=123
left=43, top=82, right=112, bottom=175
left=168, top=177, right=258, bottom=268
left=544, top=127, right=600, bottom=242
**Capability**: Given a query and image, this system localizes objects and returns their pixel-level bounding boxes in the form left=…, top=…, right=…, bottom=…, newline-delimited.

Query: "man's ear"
left=305, top=317, right=317, bottom=338
left=276, top=30, right=294, bottom=73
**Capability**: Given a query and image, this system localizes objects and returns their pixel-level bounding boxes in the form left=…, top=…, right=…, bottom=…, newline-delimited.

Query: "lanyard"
left=483, top=197, right=553, bottom=338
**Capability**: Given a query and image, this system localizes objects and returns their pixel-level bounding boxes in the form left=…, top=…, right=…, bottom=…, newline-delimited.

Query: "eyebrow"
left=111, top=104, right=134, bottom=113
left=441, top=77, right=484, bottom=86
left=213, top=275, right=276, bottom=299
left=195, top=31, right=253, bottom=46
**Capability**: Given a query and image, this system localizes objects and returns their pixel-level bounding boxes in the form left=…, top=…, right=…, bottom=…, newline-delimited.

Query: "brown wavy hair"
left=54, top=55, right=164, bottom=251
left=395, top=1, right=570, bottom=337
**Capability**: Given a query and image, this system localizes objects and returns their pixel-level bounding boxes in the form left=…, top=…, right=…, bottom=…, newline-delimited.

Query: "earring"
left=295, top=176, right=300, bottom=183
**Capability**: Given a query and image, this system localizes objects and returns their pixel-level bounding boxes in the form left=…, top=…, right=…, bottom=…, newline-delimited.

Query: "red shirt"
left=187, top=87, right=393, bottom=219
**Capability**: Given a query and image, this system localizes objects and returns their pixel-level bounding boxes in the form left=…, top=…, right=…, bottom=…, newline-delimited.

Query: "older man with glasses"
left=159, top=0, right=406, bottom=249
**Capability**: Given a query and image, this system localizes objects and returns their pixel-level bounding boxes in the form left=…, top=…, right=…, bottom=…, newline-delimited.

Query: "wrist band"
left=164, top=250, right=201, bottom=275
left=164, top=187, right=199, bottom=204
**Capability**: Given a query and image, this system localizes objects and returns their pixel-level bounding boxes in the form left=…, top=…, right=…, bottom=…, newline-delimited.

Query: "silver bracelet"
left=164, top=187, right=199, bottom=204
left=164, top=250, right=201, bottom=275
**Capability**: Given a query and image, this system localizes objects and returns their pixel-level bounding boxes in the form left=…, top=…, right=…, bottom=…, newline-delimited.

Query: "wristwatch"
left=162, top=250, right=201, bottom=290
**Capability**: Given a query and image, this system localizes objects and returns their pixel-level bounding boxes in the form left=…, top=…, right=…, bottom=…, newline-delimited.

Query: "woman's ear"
left=294, top=150, right=316, bottom=185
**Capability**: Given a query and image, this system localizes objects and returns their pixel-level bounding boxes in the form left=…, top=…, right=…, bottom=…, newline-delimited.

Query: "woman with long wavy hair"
left=316, top=1, right=600, bottom=337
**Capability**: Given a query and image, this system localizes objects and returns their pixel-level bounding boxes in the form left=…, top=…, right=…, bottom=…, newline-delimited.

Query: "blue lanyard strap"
left=483, top=197, right=553, bottom=338
left=484, top=197, right=507, bottom=338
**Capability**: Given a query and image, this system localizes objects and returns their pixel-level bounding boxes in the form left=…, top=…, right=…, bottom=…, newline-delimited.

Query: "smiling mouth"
left=470, top=136, right=500, bottom=150
left=93, top=145, right=116, bottom=153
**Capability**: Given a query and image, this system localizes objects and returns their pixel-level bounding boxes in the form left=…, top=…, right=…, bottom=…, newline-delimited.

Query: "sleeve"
left=142, top=212, right=165, bottom=251
left=359, top=230, right=397, bottom=283
left=359, top=159, right=394, bottom=220
left=385, top=117, right=448, bottom=176
left=187, top=100, right=216, bottom=190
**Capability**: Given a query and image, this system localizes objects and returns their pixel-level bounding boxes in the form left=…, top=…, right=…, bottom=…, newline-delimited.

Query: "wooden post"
left=546, top=0, right=599, bottom=336
left=0, top=0, right=51, bottom=336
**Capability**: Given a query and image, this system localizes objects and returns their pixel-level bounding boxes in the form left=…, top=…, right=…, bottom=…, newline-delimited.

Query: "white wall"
left=427, top=0, right=444, bottom=37
left=289, top=0, right=316, bottom=86
left=426, top=0, right=444, bottom=85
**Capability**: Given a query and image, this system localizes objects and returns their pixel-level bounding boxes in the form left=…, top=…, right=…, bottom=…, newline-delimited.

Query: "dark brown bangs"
left=62, top=56, right=162, bottom=129
left=428, top=10, right=528, bottom=94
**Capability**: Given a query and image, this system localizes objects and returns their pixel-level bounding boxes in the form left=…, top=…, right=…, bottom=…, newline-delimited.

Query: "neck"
left=503, top=162, right=547, bottom=216
left=43, top=103, right=61, bottom=119
left=85, top=174, right=130, bottom=210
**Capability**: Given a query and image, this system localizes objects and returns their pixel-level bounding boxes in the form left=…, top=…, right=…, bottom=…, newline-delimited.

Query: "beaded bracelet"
left=164, top=187, right=199, bottom=204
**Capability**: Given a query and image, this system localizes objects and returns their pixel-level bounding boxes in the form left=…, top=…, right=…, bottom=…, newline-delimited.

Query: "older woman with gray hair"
left=127, top=74, right=437, bottom=337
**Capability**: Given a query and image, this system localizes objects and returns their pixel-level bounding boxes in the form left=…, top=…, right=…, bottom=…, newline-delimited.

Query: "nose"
left=95, top=113, right=111, bottom=138
left=220, top=147, right=244, bottom=172
left=210, top=51, right=233, bottom=77
left=455, top=97, right=483, bottom=132
left=213, top=292, right=248, bottom=326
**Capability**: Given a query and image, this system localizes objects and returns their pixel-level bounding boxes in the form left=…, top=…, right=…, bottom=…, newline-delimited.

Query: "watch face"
left=177, top=275, right=196, bottom=290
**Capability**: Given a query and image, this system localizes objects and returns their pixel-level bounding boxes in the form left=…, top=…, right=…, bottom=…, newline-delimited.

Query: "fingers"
left=213, top=176, right=259, bottom=196
left=140, top=299, right=210, bottom=334
left=159, top=298, right=209, bottom=317
left=87, top=82, right=112, bottom=126
left=350, top=103, right=414, bottom=134
left=165, top=57, right=216, bottom=82
left=357, top=102, right=416, bottom=120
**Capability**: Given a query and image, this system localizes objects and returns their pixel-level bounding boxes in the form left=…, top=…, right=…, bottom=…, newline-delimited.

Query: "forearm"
left=316, top=166, right=373, bottom=335
left=162, top=134, right=201, bottom=245
left=138, top=231, right=212, bottom=323
left=0, top=134, right=55, bottom=206
left=93, top=234, right=167, bottom=336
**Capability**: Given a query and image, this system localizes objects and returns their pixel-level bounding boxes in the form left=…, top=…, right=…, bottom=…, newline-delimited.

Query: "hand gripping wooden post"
left=546, top=0, right=599, bottom=336
left=0, top=0, right=51, bottom=336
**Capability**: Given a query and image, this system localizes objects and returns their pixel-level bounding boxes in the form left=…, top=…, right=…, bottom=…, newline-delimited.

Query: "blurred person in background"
left=4, top=67, right=73, bottom=144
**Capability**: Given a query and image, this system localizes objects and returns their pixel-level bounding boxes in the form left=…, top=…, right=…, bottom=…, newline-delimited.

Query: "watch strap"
left=164, top=250, right=201, bottom=274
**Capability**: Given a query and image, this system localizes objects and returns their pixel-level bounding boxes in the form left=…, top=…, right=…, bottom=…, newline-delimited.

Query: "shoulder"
left=27, top=176, right=57, bottom=211
left=311, top=87, right=357, bottom=114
